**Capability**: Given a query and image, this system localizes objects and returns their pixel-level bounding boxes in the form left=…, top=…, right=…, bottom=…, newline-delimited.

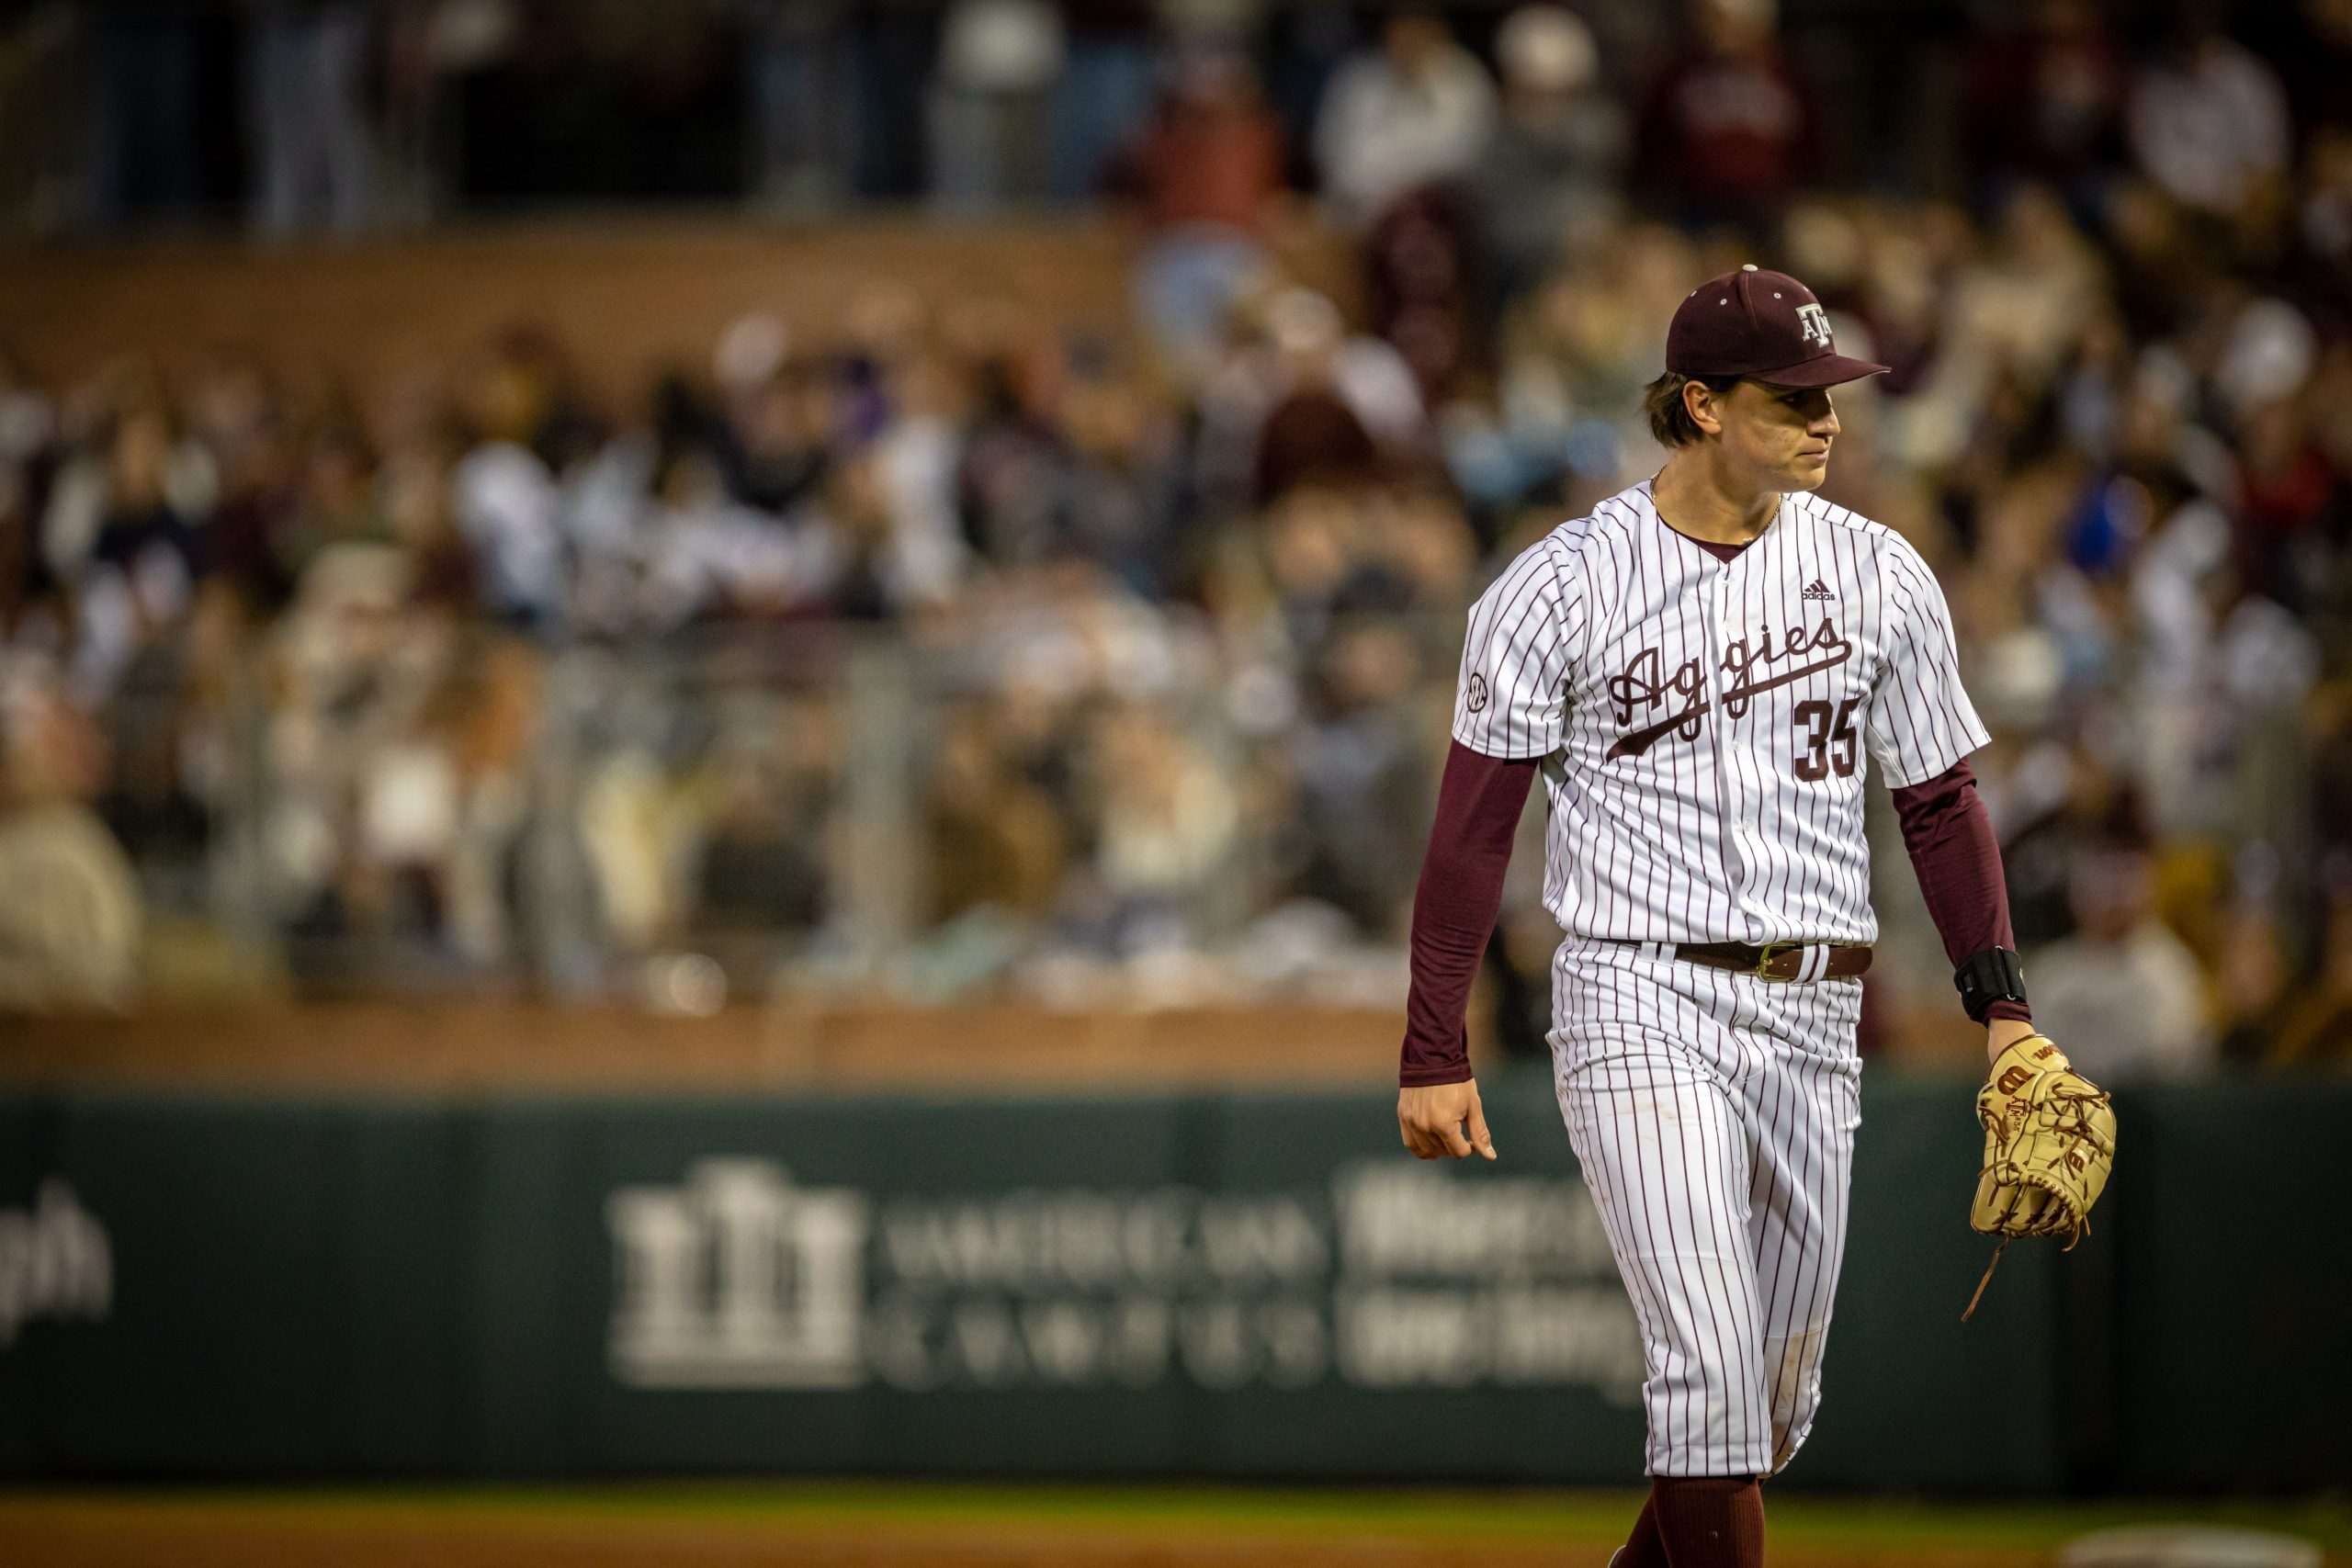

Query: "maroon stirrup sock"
left=1611, top=1486, right=1666, bottom=1566
left=1649, top=1475, right=1765, bottom=1567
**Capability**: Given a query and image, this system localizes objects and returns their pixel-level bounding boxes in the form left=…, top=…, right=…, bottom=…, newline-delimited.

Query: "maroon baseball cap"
left=1666, top=265, right=1889, bottom=388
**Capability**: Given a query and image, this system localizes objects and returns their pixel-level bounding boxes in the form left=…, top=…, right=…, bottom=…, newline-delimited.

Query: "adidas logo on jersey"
left=1802, top=579, right=1836, bottom=602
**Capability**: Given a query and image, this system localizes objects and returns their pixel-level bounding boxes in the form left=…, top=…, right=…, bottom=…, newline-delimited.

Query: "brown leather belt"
left=1670, top=941, right=1873, bottom=982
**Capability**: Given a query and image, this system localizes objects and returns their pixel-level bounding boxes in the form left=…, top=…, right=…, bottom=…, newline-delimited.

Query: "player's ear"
left=1681, top=378, right=1726, bottom=438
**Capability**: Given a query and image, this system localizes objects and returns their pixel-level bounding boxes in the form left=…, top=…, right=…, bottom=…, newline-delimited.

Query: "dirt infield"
left=5, top=1489, right=2346, bottom=1568
left=0, top=1502, right=2030, bottom=1568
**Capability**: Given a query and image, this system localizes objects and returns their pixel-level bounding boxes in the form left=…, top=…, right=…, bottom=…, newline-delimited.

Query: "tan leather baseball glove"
left=1962, top=1035, right=2117, bottom=1318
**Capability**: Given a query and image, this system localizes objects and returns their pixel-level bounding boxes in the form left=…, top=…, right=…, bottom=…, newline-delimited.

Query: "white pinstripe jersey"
left=1453, top=479, right=1989, bottom=947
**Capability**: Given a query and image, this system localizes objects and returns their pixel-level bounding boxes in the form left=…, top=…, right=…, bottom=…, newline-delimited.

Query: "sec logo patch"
left=1466, top=674, right=1490, bottom=713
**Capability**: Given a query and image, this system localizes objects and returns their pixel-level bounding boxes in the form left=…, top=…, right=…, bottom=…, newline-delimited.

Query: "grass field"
left=3, top=1484, right=2347, bottom=1567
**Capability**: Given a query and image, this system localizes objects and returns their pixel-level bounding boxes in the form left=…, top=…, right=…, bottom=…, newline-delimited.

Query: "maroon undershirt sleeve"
left=1888, top=758, right=2031, bottom=1023
left=1400, top=740, right=1538, bottom=1087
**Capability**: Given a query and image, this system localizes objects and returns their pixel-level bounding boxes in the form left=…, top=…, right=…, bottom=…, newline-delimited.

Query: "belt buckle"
left=1753, top=942, right=1798, bottom=982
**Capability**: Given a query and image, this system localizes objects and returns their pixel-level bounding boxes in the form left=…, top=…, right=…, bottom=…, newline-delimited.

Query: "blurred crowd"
left=4, top=0, right=2352, bottom=1077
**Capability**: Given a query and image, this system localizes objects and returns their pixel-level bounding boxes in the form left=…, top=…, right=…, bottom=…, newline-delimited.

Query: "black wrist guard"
left=1953, top=947, right=2028, bottom=1022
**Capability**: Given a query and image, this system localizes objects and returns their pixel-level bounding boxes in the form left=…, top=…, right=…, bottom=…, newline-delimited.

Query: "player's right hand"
left=1397, top=1079, right=1498, bottom=1161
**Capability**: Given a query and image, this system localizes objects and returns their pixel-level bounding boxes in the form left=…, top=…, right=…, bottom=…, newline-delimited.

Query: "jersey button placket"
left=1702, top=566, right=1753, bottom=941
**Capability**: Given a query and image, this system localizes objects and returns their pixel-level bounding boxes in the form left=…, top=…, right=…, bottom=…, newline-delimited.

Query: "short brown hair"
left=1644, top=371, right=1744, bottom=446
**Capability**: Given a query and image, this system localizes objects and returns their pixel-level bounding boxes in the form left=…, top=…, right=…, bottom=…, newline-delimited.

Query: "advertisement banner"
left=0, top=1076, right=2342, bottom=1490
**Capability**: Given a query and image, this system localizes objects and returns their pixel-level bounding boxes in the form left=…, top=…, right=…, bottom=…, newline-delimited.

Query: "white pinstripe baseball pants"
left=1549, top=943, right=1863, bottom=1479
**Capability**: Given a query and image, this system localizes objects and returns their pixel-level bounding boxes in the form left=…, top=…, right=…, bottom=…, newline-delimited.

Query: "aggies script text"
left=1605, top=616, right=1857, bottom=760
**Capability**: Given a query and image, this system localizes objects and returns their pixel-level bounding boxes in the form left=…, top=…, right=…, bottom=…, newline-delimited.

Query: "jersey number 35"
left=1793, top=697, right=1860, bottom=781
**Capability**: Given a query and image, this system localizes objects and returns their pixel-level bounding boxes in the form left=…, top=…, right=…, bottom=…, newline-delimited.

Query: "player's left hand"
left=1398, top=1079, right=1498, bottom=1161
left=1971, top=1034, right=2115, bottom=1240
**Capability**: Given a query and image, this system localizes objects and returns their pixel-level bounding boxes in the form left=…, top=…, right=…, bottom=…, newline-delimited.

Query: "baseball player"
left=1396, top=266, right=2113, bottom=1567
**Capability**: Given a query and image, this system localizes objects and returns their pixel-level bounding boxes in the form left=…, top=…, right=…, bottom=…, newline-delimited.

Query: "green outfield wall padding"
left=0, top=1072, right=2343, bottom=1492
left=0, top=1094, right=41, bottom=1474
left=2105, top=1080, right=2352, bottom=1493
